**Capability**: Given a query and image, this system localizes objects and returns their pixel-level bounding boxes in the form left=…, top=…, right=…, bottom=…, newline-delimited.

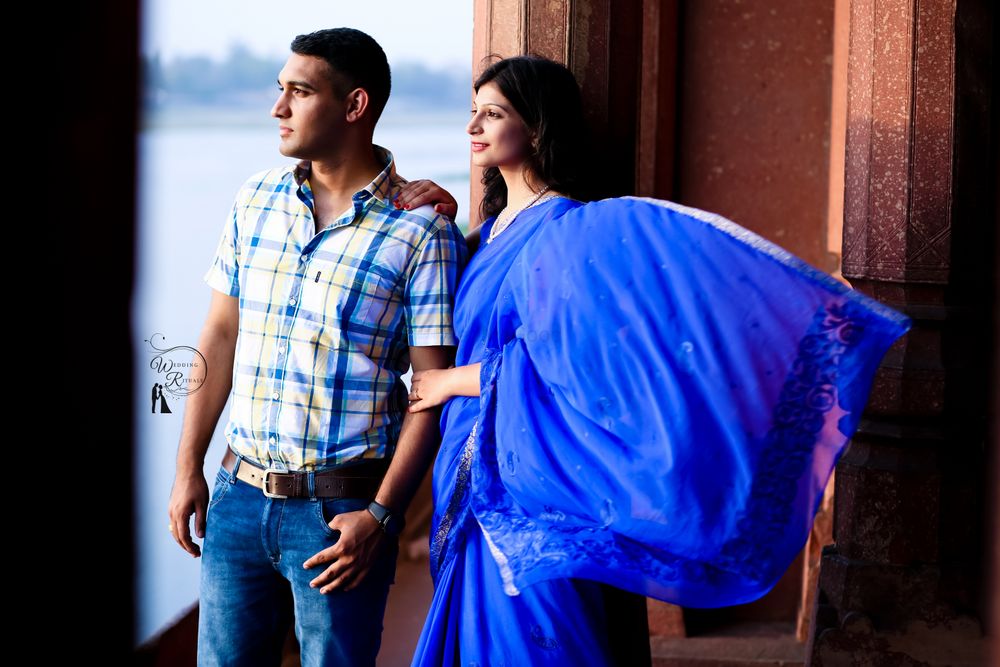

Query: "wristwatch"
left=367, top=500, right=405, bottom=537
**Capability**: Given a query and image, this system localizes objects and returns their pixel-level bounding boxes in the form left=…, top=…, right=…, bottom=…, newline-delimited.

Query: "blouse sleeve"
left=468, top=196, right=911, bottom=607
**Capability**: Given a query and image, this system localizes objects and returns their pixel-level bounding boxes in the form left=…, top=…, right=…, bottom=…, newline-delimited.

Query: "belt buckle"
left=261, top=467, right=289, bottom=499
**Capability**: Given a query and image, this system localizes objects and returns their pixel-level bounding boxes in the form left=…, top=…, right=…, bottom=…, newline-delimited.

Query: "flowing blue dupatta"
left=412, top=195, right=910, bottom=666
left=466, top=196, right=910, bottom=606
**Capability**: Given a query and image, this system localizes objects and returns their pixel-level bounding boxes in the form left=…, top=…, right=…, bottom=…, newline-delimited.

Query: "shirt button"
left=269, top=436, right=276, bottom=444
left=289, top=297, right=297, bottom=305
left=302, top=254, right=309, bottom=262
left=272, top=392, right=280, bottom=400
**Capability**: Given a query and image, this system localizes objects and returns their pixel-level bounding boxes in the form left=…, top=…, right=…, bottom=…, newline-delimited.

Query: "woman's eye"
left=487, top=111, right=500, bottom=118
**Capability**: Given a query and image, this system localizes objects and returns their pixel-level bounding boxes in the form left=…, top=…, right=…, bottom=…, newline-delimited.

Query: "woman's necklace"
left=486, top=186, right=554, bottom=244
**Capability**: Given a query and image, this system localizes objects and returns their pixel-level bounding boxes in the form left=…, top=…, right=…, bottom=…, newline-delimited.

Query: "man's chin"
left=277, top=144, right=295, bottom=157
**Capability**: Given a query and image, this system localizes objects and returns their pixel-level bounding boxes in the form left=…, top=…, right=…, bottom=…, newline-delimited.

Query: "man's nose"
left=271, top=93, right=289, bottom=118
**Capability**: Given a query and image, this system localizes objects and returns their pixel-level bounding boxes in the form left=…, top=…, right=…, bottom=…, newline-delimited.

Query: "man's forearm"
left=175, top=325, right=237, bottom=476
left=374, top=407, right=441, bottom=513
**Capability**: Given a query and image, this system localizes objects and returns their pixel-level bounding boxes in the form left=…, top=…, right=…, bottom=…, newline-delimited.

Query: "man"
left=166, top=27, right=466, bottom=666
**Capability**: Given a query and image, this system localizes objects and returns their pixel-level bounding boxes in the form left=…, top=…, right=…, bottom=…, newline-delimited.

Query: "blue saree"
left=410, top=196, right=911, bottom=666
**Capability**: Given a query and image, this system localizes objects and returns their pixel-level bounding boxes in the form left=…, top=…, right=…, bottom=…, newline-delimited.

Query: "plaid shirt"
left=203, top=146, right=466, bottom=471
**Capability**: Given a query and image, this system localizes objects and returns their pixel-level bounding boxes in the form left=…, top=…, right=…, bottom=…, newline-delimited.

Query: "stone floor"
left=651, top=622, right=804, bottom=667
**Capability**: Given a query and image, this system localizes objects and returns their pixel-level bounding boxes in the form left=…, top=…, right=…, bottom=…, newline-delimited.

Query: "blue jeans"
left=197, top=455, right=398, bottom=666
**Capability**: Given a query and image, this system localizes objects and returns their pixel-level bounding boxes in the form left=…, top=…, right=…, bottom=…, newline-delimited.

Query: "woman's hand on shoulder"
left=395, top=180, right=458, bottom=219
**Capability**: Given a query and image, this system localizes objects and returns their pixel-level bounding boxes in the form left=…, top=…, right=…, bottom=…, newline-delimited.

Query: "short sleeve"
left=202, top=192, right=243, bottom=297
left=404, top=218, right=468, bottom=346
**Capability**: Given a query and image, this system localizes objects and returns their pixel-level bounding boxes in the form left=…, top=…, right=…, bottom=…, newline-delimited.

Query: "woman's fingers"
left=395, top=180, right=435, bottom=209
left=433, top=202, right=458, bottom=218
left=395, top=180, right=458, bottom=219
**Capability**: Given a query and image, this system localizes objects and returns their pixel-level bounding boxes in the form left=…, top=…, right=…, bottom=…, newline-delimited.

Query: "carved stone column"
left=808, top=1, right=995, bottom=664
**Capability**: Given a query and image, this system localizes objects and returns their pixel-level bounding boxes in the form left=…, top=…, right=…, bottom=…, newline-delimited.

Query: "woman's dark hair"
left=291, top=28, right=391, bottom=124
left=474, top=55, right=589, bottom=220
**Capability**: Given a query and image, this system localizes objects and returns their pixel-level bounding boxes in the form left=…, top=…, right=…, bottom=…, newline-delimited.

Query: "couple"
left=168, top=27, right=911, bottom=666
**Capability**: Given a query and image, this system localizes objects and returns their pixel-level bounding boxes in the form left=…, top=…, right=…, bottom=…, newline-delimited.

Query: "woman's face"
left=467, top=82, right=533, bottom=171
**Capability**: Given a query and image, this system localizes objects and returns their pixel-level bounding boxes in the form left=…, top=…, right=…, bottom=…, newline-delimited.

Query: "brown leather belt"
left=235, top=457, right=389, bottom=500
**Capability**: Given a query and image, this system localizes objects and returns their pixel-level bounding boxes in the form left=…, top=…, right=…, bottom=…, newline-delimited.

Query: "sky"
left=142, top=0, right=474, bottom=68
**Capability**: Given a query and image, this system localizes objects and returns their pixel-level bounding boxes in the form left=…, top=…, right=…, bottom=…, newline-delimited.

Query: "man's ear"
left=345, top=88, right=371, bottom=123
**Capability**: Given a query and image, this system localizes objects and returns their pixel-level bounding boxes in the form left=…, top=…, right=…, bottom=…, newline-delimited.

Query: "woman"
left=395, top=56, right=910, bottom=666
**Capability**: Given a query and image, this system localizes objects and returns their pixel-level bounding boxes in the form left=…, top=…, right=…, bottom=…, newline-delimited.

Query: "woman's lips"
left=279, top=127, right=292, bottom=136
left=471, top=142, right=488, bottom=152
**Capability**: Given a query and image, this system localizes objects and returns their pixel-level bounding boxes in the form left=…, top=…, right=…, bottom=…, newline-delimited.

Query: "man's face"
left=271, top=53, right=348, bottom=160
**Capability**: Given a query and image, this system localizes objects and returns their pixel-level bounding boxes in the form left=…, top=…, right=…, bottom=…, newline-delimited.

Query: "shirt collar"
left=292, top=145, right=398, bottom=205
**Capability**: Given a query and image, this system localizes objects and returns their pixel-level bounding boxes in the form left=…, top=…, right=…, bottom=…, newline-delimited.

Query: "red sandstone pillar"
left=807, top=1, right=995, bottom=664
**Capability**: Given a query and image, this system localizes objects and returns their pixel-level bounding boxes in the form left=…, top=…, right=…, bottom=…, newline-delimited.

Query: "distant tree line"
left=143, top=44, right=470, bottom=109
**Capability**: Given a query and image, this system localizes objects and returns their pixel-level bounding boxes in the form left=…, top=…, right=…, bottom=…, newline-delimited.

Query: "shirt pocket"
left=299, top=263, right=385, bottom=333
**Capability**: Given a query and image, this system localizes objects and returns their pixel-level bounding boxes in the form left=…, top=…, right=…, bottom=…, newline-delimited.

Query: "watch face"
left=369, top=501, right=403, bottom=535
left=368, top=502, right=386, bottom=521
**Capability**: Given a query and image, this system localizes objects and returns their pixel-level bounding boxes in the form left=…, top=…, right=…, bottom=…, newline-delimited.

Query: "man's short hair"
left=290, top=28, right=391, bottom=124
